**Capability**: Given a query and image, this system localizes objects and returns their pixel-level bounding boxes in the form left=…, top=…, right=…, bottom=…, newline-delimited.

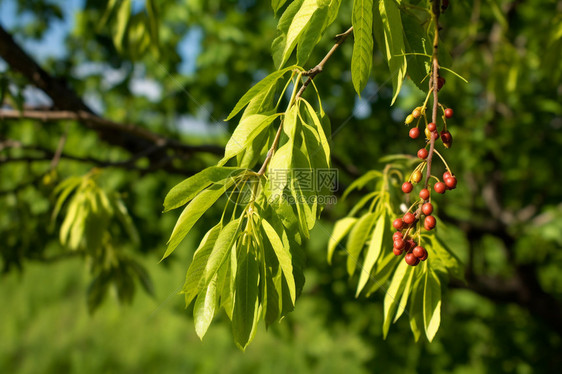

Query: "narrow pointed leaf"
left=382, top=261, right=410, bottom=338
left=226, top=66, right=297, bottom=120
left=346, top=212, right=378, bottom=276
left=279, top=0, right=319, bottom=67
left=423, top=267, right=442, bottom=342
left=163, top=182, right=231, bottom=260
left=327, top=217, right=357, bottom=264
left=408, top=276, right=424, bottom=341
left=182, top=223, right=222, bottom=306
left=262, top=218, right=296, bottom=304
left=219, top=114, right=281, bottom=165
left=203, top=218, right=242, bottom=287
left=356, top=213, right=386, bottom=296
left=351, top=0, right=374, bottom=94
left=193, top=274, right=217, bottom=339
left=378, top=0, right=407, bottom=104
left=164, top=167, right=244, bottom=212
left=233, top=248, right=260, bottom=350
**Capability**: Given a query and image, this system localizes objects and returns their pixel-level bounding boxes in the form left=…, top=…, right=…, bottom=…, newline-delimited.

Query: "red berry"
left=392, top=218, right=404, bottom=230
left=441, top=130, right=453, bottom=148
left=437, top=77, right=446, bottom=91
left=419, top=188, right=430, bottom=200
left=405, top=253, right=419, bottom=266
left=393, top=248, right=404, bottom=256
left=403, top=212, right=415, bottom=225
left=405, top=239, right=416, bottom=252
left=422, top=202, right=433, bottom=216
left=444, top=176, right=457, bottom=189
left=434, top=182, right=446, bottom=194
left=393, top=231, right=403, bottom=241
left=444, top=108, right=453, bottom=118
left=412, top=109, right=422, bottom=118
left=427, top=122, right=437, bottom=132
left=409, top=127, right=420, bottom=139
left=413, top=246, right=427, bottom=259
left=432, top=131, right=440, bottom=140
left=417, top=148, right=429, bottom=160
left=402, top=182, right=413, bottom=193
left=420, top=252, right=428, bottom=261
left=443, top=171, right=452, bottom=180
left=393, top=239, right=405, bottom=250
left=424, top=215, right=436, bottom=230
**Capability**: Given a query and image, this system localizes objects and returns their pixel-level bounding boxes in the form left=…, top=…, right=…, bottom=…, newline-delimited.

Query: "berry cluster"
left=392, top=103, right=458, bottom=267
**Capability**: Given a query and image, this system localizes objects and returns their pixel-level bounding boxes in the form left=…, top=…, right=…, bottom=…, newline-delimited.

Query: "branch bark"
left=0, top=25, right=222, bottom=171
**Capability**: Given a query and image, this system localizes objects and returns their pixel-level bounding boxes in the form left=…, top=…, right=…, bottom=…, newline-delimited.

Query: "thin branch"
left=0, top=25, right=223, bottom=169
left=0, top=108, right=225, bottom=156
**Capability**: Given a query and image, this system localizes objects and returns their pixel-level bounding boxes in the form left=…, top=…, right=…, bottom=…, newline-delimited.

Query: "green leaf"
left=401, top=12, right=432, bottom=92
left=164, top=167, right=244, bottom=212
left=262, top=218, right=296, bottom=304
left=113, top=0, right=131, bottom=53
left=356, top=213, right=385, bottom=296
left=365, top=251, right=399, bottom=296
left=87, top=271, right=111, bottom=313
left=226, top=66, right=298, bottom=121
left=377, top=0, right=407, bottom=104
left=193, top=274, right=218, bottom=340
left=300, top=99, right=331, bottom=167
left=127, top=13, right=151, bottom=60
left=423, top=267, right=442, bottom=342
left=348, top=191, right=379, bottom=217
left=346, top=211, right=378, bottom=276
left=327, top=217, right=357, bottom=264
left=408, top=275, right=424, bottom=341
left=145, top=0, right=159, bottom=50
left=393, top=262, right=415, bottom=322
left=268, top=104, right=299, bottom=197
left=51, top=176, right=83, bottom=225
left=296, top=3, right=329, bottom=65
left=203, top=218, right=242, bottom=286
left=182, top=223, right=222, bottom=306
left=342, top=170, right=381, bottom=199
left=278, top=0, right=319, bottom=68
left=351, top=0, right=374, bottom=95
left=163, top=182, right=231, bottom=260
left=220, top=114, right=281, bottom=165
left=232, top=247, right=260, bottom=350
left=272, top=0, right=290, bottom=14
left=382, top=260, right=410, bottom=338
left=98, top=0, right=119, bottom=31
left=111, top=194, right=140, bottom=244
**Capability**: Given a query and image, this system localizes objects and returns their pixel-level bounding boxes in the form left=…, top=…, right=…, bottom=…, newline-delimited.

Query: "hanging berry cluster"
left=391, top=0, right=455, bottom=267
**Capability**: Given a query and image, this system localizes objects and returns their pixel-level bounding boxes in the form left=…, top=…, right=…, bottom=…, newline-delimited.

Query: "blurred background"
left=1, top=0, right=561, bottom=373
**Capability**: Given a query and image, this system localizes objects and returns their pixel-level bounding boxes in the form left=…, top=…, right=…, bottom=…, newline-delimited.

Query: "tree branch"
left=0, top=25, right=222, bottom=171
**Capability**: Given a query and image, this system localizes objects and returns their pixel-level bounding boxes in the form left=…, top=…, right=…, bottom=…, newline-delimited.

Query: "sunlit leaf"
left=327, top=217, right=357, bottom=264
left=351, top=0, right=374, bottom=95
left=356, top=213, right=386, bottom=296
left=423, top=266, right=442, bottom=342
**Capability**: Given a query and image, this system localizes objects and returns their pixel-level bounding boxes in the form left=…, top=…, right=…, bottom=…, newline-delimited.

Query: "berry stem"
left=432, top=149, right=452, bottom=175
